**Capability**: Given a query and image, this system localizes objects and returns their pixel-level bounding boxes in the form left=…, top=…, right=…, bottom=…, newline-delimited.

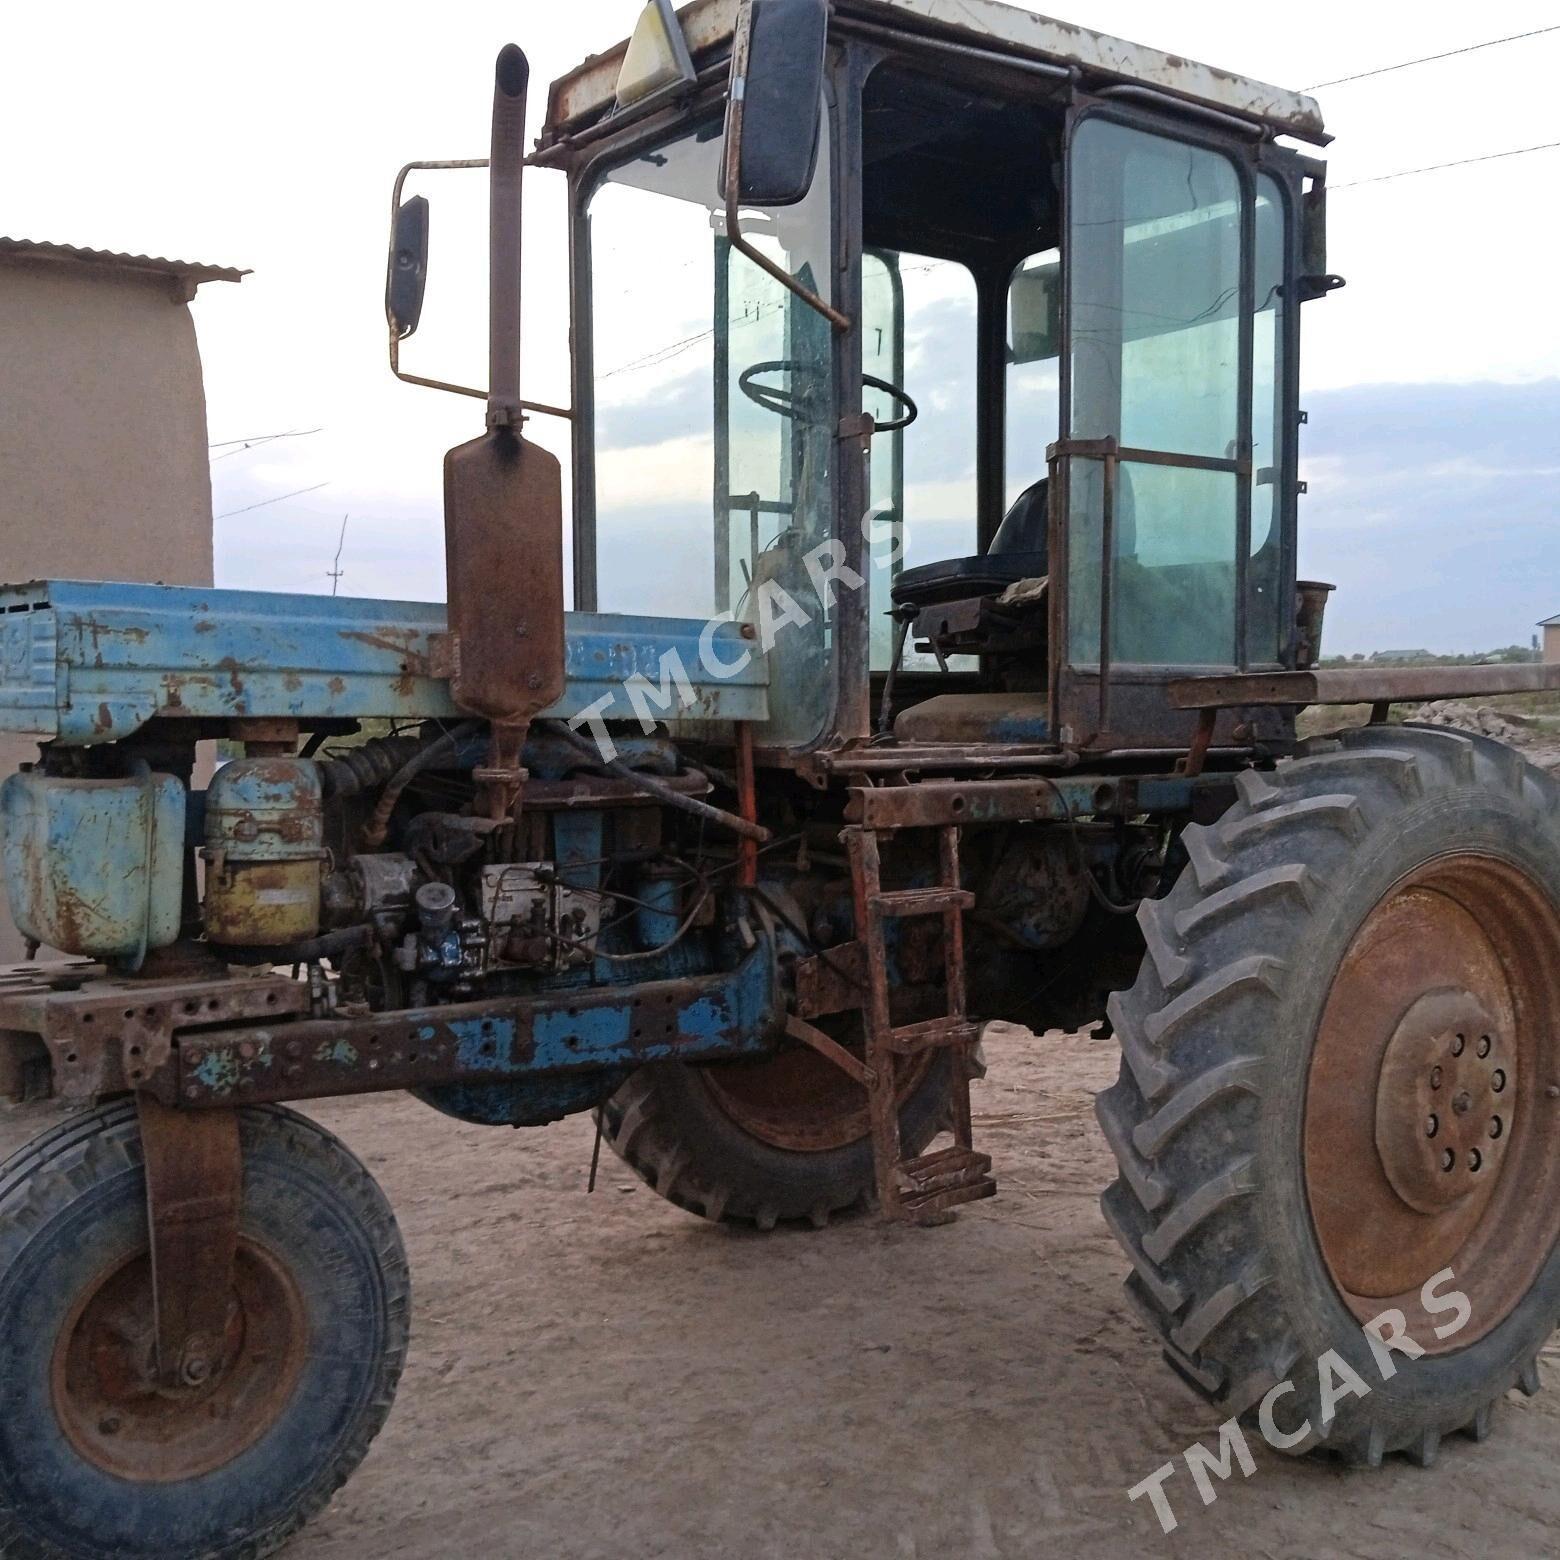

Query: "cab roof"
left=543, top=0, right=1326, bottom=146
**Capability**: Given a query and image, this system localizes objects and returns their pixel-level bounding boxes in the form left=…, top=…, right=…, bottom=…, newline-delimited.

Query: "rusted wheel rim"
left=701, top=1031, right=934, bottom=1152
left=1305, top=854, right=1560, bottom=1350
left=51, top=1239, right=308, bottom=1482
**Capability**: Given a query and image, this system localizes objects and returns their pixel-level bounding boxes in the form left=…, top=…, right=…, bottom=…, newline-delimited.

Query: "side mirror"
left=386, top=194, right=430, bottom=340
left=1009, top=257, right=1061, bottom=366
left=1299, top=170, right=1346, bottom=302
left=727, top=0, right=828, bottom=207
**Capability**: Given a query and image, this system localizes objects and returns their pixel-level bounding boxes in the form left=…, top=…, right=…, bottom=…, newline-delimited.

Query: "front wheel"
left=1098, top=725, right=1560, bottom=1465
left=0, top=1101, right=409, bottom=1558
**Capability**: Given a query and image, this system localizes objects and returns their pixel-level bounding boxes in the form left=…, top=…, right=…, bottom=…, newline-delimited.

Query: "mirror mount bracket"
left=385, top=157, right=573, bottom=420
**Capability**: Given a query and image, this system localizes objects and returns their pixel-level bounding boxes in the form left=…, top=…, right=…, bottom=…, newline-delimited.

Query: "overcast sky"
left=4, top=1, right=1558, bottom=653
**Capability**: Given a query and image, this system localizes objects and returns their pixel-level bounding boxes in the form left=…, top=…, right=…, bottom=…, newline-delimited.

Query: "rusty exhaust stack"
left=443, top=44, right=566, bottom=820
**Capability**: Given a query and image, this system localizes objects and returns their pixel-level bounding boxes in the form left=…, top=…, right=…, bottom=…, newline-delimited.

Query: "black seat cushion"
left=891, top=479, right=1048, bottom=610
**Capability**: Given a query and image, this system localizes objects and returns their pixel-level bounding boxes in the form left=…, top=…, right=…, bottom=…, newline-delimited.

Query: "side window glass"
left=1067, top=119, right=1243, bottom=667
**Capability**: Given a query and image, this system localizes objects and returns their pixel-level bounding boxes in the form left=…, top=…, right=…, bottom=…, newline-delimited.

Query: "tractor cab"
left=504, top=0, right=1334, bottom=763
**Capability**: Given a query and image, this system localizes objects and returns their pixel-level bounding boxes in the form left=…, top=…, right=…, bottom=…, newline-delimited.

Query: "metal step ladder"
left=843, top=822, right=995, bottom=1223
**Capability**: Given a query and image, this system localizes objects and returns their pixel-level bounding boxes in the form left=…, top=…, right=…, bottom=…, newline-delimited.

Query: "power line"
left=208, top=427, right=322, bottom=450
left=1305, top=24, right=1560, bottom=91
left=215, top=481, right=330, bottom=519
left=1333, top=138, right=1560, bottom=189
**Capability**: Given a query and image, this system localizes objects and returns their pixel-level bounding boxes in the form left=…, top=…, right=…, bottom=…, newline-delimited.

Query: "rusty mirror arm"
left=384, top=157, right=573, bottom=421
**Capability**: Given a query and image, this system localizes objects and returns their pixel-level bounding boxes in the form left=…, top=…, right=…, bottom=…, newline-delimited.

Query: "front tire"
left=0, top=1101, right=409, bottom=1558
left=1098, top=725, right=1560, bottom=1464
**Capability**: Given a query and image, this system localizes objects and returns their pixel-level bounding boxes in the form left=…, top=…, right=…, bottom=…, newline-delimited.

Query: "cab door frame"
left=1047, top=94, right=1304, bottom=754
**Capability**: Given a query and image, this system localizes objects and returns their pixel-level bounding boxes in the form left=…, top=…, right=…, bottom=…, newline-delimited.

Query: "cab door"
left=1050, top=111, right=1293, bottom=751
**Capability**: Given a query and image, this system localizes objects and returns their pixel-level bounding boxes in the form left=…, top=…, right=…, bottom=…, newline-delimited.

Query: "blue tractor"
left=3, top=3, right=1559, bottom=1554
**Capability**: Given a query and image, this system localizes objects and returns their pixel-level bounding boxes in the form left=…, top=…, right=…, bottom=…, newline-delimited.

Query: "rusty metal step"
left=871, top=886, right=976, bottom=918
left=884, top=1017, right=980, bottom=1056
left=895, top=1145, right=996, bottom=1216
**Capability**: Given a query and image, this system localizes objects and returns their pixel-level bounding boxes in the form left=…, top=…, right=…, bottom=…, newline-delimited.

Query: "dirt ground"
left=9, top=1030, right=1554, bottom=1559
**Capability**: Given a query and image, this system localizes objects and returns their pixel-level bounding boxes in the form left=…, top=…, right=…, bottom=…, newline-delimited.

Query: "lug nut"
left=1477, top=1035, right=1492, bottom=1059
left=1426, top=1113, right=1439, bottom=1138
left=1430, top=1066, right=1443, bottom=1089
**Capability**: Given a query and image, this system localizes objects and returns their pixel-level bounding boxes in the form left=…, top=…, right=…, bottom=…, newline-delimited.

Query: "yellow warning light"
left=615, top=0, right=698, bottom=109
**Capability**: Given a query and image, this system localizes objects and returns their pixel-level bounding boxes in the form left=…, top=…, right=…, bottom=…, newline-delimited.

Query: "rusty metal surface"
left=0, top=581, right=767, bottom=745
left=1374, top=991, right=1512, bottom=1215
left=168, top=943, right=779, bottom=1107
left=441, top=50, right=566, bottom=779
left=1171, top=662, right=1560, bottom=711
left=783, top=1014, right=874, bottom=1087
left=847, top=777, right=1055, bottom=831
left=736, top=721, right=759, bottom=887
left=0, top=963, right=309, bottom=1101
left=523, top=773, right=711, bottom=810
left=51, top=1226, right=306, bottom=1481
left=1304, top=855, right=1560, bottom=1350
left=845, top=821, right=993, bottom=1221
left=843, top=774, right=1163, bottom=831
left=794, top=939, right=867, bottom=1020
left=203, top=758, right=326, bottom=947
left=542, top=0, right=1325, bottom=144
left=546, top=0, right=740, bottom=134
left=137, top=1095, right=243, bottom=1390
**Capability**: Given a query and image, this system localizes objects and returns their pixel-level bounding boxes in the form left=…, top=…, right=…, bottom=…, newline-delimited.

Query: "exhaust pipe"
left=442, top=44, right=567, bottom=819
left=487, top=43, right=527, bottom=430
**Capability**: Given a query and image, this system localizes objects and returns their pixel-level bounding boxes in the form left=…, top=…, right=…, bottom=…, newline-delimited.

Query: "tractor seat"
left=891, top=478, right=1049, bottom=610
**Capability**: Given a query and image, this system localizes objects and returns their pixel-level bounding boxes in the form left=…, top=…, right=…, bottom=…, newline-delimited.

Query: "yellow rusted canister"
left=202, top=759, right=326, bottom=947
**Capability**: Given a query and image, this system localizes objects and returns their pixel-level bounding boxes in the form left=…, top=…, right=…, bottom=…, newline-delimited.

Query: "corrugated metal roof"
left=0, top=237, right=247, bottom=289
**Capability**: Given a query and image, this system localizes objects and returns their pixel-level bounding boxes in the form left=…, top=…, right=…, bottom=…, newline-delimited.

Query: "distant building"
left=1368, top=649, right=1434, bottom=664
left=0, top=237, right=244, bottom=960
left=1541, top=614, right=1560, bottom=665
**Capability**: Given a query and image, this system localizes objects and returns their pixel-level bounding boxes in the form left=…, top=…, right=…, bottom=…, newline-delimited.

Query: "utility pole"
left=329, top=515, right=349, bottom=595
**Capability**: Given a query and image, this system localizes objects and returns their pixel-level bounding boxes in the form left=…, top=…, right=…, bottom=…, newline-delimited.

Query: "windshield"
left=584, top=112, right=836, bottom=746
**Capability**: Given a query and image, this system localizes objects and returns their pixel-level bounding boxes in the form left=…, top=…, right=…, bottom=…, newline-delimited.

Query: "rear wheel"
left=599, top=1040, right=951, bottom=1229
left=1097, top=725, right=1560, bottom=1464
left=0, top=1101, right=408, bottom=1558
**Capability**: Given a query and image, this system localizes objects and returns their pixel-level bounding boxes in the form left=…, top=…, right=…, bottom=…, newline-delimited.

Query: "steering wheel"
left=738, top=359, right=919, bottom=433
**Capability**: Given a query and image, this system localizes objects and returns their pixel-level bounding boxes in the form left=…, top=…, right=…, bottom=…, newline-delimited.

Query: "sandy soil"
left=9, top=1030, right=1555, bottom=1560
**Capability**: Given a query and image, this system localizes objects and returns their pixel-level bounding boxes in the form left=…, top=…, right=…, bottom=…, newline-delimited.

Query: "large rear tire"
left=1098, top=725, right=1560, bottom=1464
left=600, top=1044, right=952, bottom=1230
left=0, top=1101, right=409, bottom=1558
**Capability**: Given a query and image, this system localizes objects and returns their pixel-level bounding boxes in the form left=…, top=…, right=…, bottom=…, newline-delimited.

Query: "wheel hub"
left=1305, top=854, right=1560, bottom=1347
left=52, top=1240, right=307, bottom=1484
left=1375, top=990, right=1514, bottom=1214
